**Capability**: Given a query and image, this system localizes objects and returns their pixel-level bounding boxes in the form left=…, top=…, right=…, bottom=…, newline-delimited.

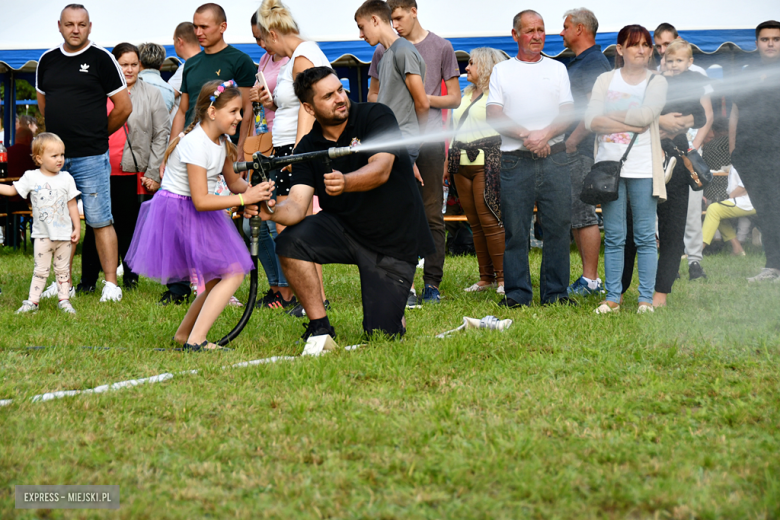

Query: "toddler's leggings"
left=29, top=238, right=72, bottom=303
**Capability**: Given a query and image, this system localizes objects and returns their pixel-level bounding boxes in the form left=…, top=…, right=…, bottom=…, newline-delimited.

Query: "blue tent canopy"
left=0, top=29, right=759, bottom=71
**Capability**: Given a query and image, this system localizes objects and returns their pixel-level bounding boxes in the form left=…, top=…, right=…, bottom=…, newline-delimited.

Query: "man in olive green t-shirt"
left=170, top=3, right=256, bottom=150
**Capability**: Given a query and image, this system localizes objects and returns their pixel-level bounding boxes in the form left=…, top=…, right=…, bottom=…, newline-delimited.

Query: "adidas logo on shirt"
left=79, top=63, right=89, bottom=73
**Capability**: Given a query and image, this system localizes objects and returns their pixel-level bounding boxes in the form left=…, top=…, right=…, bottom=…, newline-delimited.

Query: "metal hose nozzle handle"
left=327, top=146, right=354, bottom=159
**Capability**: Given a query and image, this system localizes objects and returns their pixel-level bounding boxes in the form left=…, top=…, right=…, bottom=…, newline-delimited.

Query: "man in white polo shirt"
left=487, top=9, right=574, bottom=308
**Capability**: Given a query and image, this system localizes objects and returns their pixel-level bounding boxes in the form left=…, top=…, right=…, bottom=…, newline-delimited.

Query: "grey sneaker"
left=16, top=300, right=39, bottom=314
left=58, top=299, right=76, bottom=314
left=747, top=268, right=780, bottom=283
left=405, top=289, right=421, bottom=309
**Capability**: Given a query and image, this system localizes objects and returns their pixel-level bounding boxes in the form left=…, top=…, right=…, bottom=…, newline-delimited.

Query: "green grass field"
left=1, top=234, right=779, bottom=519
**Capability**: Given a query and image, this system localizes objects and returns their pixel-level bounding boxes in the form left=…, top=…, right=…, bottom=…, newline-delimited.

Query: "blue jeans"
left=64, top=151, right=113, bottom=228
left=243, top=218, right=288, bottom=288
left=601, top=178, right=657, bottom=305
left=500, top=151, right=572, bottom=305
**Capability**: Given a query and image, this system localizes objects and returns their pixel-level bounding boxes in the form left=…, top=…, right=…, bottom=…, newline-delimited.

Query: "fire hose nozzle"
left=328, top=146, right=355, bottom=159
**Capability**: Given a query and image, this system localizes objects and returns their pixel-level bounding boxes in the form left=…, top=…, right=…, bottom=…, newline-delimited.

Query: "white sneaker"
left=747, top=268, right=780, bottom=283
left=40, top=282, right=58, bottom=299
left=100, top=281, right=123, bottom=302
left=116, top=264, right=124, bottom=278
left=464, top=282, right=495, bottom=292
left=16, top=300, right=39, bottom=314
left=40, top=281, right=75, bottom=299
left=58, top=299, right=76, bottom=314
left=497, top=284, right=505, bottom=296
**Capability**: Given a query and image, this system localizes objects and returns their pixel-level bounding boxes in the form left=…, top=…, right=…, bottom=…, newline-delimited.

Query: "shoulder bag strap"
left=455, top=93, right=484, bottom=132
left=619, top=74, right=656, bottom=165
left=122, top=123, right=140, bottom=172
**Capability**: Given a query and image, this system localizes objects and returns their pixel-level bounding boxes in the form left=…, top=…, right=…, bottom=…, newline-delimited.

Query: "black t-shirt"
left=732, top=61, right=780, bottom=170
left=36, top=43, right=126, bottom=158
left=291, top=102, right=434, bottom=263
left=662, top=70, right=707, bottom=129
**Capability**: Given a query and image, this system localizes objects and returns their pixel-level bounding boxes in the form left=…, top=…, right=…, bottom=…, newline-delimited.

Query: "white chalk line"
left=0, top=344, right=362, bottom=408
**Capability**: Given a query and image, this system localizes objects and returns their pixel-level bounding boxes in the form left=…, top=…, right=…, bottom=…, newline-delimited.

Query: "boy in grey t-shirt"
left=355, top=0, right=428, bottom=163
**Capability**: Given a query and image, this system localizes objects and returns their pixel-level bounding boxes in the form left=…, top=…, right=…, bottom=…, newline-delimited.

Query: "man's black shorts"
left=275, top=212, right=415, bottom=337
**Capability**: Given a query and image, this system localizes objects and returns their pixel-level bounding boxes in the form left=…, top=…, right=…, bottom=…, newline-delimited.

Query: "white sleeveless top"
left=272, top=41, right=332, bottom=147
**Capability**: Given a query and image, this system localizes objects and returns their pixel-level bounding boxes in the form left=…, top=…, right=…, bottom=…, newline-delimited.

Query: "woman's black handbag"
left=580, top=132, right=639, bottom=206
left=683, top=148, right=713, bottom=191
left=667, top=141, right=713, bottom=191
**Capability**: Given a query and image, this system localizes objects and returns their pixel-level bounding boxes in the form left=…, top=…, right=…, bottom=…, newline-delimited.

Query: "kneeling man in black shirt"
left=260, top=67, right=434, bottom=340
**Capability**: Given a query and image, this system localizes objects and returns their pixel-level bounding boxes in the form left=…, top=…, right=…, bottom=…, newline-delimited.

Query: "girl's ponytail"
left=162, top=119, right=198, bottom=165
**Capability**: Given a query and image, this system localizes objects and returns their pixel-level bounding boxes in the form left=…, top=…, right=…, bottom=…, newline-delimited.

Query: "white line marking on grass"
left=0, top=340, right=363, bottom=408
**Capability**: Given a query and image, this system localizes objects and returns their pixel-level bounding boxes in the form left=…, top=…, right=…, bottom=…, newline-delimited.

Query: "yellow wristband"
left=238, top=193, right=244, bottom=206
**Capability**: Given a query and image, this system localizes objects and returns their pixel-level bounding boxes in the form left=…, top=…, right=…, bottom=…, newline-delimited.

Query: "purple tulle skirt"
left=126, top=190, right=253, bottom=285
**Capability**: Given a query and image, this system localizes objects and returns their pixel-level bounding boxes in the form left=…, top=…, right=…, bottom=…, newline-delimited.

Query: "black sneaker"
left=266, top=293, right=297, bottom=310
left=287, top=299, right=330, bottom=318
left=301, top=321, right=336, bottom=341
left=689, top=261, right=707, bottom=280
left=159, top=290, right=188, bottom=306
left=75, top=282, right=96, bottom=294
left=256, top=289, right=278, bottom=308
left=498, top=296, right=528, bottom=308
left=123, top=279, right=139, bottom=291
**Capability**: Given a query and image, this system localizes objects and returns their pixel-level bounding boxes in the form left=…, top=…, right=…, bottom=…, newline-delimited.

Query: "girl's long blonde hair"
left=163, top=80, right=240, bottom=165
left=464, top=47, right=508, bottom=96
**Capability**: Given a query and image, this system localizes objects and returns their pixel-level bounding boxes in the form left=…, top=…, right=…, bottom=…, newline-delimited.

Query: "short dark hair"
left=294, top=66, right=337, bottom=104
left=387, top=0, right=416, bottom=11
left=174, top=22, right=199, bottom=45
left=111, top=42, right=139, bottom=62
left=138, top=42, right=166, bottom=69
left=654, top=23, right=678, bottom=39
left=756, top=20, right=780, bottom=39
left=513, top=10, right=543, bottom=31
left=195, top=3, right=227, bottom=24
left=251, top=10, right=258, bottom=26
left=355, top=0, right=392, bottom=24
left=61, top=4, right=88, bottom=19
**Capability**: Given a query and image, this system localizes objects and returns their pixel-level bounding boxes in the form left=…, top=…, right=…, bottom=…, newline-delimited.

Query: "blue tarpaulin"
left=0, top=29, right=759, bottom=71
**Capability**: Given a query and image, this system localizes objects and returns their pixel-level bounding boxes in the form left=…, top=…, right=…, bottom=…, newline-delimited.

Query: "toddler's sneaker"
left=16, top=300, right=39, bottom=314
left=58, top=299, right=76, bottom=314
left=100, top=281, right=123, bottom=302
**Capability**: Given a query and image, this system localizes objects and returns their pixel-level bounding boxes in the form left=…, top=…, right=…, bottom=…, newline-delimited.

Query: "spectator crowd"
left=1, top=1, right=779, bottom=347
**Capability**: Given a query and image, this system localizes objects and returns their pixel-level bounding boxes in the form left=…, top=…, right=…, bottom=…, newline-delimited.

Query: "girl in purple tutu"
left=127, top=79, right=274, bottom=350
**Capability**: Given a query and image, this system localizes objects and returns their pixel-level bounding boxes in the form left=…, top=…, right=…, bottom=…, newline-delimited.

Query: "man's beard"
left=319, top=98, right=351, bottom=127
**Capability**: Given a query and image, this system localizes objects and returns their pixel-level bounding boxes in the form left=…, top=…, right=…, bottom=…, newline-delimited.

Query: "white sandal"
left=637, top=303, right=655, bottom=314
left=595, top=301, right=620, bottom=314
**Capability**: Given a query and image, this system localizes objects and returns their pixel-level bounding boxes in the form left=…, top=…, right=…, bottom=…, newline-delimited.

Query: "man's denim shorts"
left=64, top=151, right=113, bottom=228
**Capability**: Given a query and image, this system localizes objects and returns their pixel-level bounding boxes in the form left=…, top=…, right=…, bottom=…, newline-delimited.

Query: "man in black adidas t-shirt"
left=35, top=4, right=131, bottom=302
left=259, top=67, right=434, bottom=341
